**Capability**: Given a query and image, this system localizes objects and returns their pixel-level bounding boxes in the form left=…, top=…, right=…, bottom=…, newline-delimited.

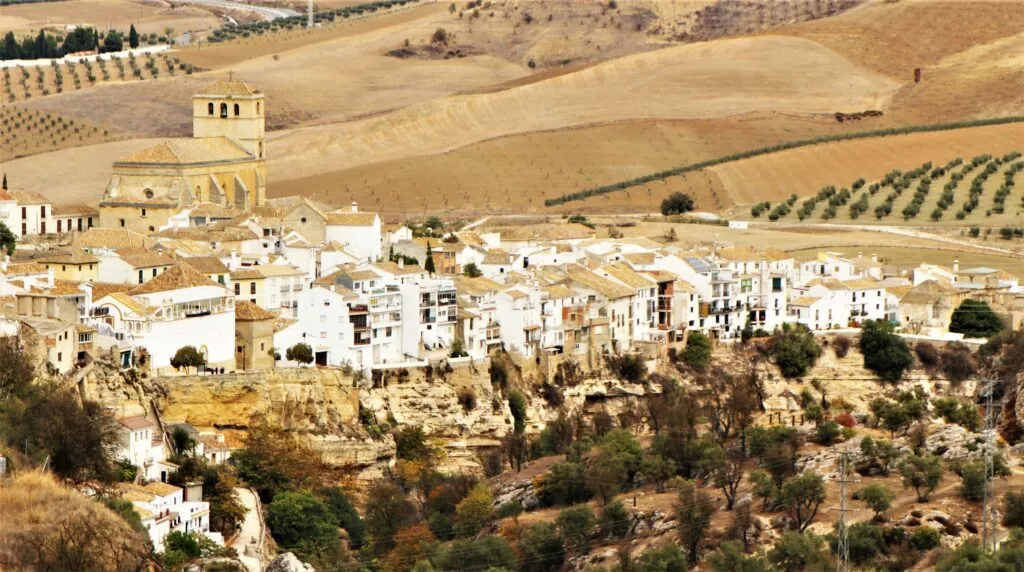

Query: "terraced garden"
left=1, top=52, right=195, bottom=104
left=746, top=151, right=1024, bottom=228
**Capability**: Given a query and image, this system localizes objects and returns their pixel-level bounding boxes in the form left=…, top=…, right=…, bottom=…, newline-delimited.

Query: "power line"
left=981, top=378, right=1001, bottom=553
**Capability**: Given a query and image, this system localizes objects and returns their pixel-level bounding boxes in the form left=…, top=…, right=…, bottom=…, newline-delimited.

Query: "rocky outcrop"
left=266, top=553, right=315, bottom=572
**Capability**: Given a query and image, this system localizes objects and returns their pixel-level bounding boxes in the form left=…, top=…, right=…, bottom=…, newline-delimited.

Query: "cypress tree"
left=424, top=242, right=435, bottom=274
left=129, top=24, right=139, bottom=49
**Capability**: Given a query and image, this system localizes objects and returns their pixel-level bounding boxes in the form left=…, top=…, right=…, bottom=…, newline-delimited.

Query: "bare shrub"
left=914, top=342, right=940, bottom=369
left=940, top=343, right=976, bottom=386
left=833, top=335, right=852, bottom=358
left=457, top=386, right=477, bottom=411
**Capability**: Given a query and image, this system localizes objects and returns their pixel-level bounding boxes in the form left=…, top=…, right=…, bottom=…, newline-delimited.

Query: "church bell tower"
left=192, top=79, right=266, bottom=160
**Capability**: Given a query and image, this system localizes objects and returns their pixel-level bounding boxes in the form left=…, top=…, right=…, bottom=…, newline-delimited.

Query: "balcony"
left=485, top=326, right=501, bottom=342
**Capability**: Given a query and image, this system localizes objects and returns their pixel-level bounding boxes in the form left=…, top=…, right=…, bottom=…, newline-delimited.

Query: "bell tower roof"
left=194, top=80, right=262, bottom=98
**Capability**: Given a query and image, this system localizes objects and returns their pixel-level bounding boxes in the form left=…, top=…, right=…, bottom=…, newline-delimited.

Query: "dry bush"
left=457, top=386, right=478, bottom=411
left=914, top=342, right=940, bottom=369
left=0, top=473, right=151, bottom=571
left=940, top=343, right=976, bottom=387
left=833, top=335, right=852, bottom=358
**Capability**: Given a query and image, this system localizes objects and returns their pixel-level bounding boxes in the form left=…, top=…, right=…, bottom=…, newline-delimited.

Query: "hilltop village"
left=1, top=79, right=1023, bottom=572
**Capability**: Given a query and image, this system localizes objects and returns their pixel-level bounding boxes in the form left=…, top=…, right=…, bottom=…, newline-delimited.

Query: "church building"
left=99, top=80, right=267, bottom=234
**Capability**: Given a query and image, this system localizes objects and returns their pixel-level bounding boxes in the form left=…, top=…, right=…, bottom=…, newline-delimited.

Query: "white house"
left=91, top=264, right=236, bottom=373
left=325, top=203, right=382, bottom=262
left=494, top=286, right=543, bottom=357
left=565, top=265, right=635, bottom=353
left=787, top=295, right=833, bottom=331
left=842, top=278, right=887, bottom=324
left=97, top=250, right=175, bottom=285
left=116, top=416, right=176, bottom=483
left=120, top=481, right=218, bottom=553
left=9, top=189, right=53, bottom=237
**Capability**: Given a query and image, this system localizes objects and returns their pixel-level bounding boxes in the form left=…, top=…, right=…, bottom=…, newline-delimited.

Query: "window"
left=220, top=103, right=228, bottom=118
left=141, top=208, right=147, bottom=217
left=120, top=219, right=126, bottom=227
left=41, top=222, right=45, bottom=234
left=234, top=103, right=240, bottom=116
left=152, top=268, right=157, bottom=278
left=40, top=205, right=45, bottom=218
left=234, top=283, right=240, bottom=295
left=260, top=342, right=265, bottom=351
left=21, top=207, right=26, bottom=219
left=57, top=220, right=62, bottom=233
left=62, top=265, right=66, bottom=271
left=259, top=142, right=263, bottom=158
left=386, top=327, right=392, bottom=337
left=250, top=283, right=256, bottom=295
left=208, top=102, right=214, bottom=115
left=21, top=223, right=25, bottom=235
left=238, top=345, right=244, bottom=353
left=57, top=352, right=62, bottom=362
left=138, top=270, right=144, bottom=284
left=256, top=102, right=260, bottom=114
left=77, top=218, right=83, bottom=231
left=218, top=275, right=225, bottom=285
left=320, top=332, right=327, bottom=339
left=87, top=217, right=93, bottom=227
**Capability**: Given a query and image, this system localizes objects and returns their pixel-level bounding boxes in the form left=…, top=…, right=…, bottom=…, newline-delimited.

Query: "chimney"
left=953, top=258, right=959, bottom=274
left=350, top=201, right=358, bottom=213
left=871, top=253, right=878, bottom=264
left=398, top=258, right=404, bottom=269
left=230, top=249, right=239, bottom=270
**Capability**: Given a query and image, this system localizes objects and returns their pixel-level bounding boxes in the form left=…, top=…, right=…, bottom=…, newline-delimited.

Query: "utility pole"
left=832, top=453, right=858, bottom=572
left=307, top=0, right=314, bottom=28
left=981, top=379, right=1001, bottom=552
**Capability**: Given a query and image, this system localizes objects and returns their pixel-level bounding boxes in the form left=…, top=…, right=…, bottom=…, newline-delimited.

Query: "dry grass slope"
left=0, top=472, right=151, bottom=571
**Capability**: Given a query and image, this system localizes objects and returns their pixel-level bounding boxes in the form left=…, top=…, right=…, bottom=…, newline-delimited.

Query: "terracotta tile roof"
left=790, top=296, right=822, bottom=306
left=372, top=261, right=424, bottom=275
left=274, top=317, right=298, bottom=333
left=35, top=248, right=98, bottom=265
left=120, top=251, right=174, bottom=269
left=181, top=256, right=229, bottom=275
left=483, top=249, right=514, bottom=265
left=33, top=280, right=83, bottom=297
left=493, top=223, right=595, bottom=242
left=326, top=212, right=379, bottom=226
left=8, top=189, right=49, bottom=205
left=455, top=276, right=503, bottom=296
left=197, top=435, right=229, bottom=451
left=346, top=269, right=380, bottom=281
left=600, top=262, right=657, bottom=290
left=901, top=280, right=958, bottom=305
left=0, top=189, right=13, bottom=201
left=235, top=300, right=276, bottom=321
left=130, top=263, right=222, bottom=295
left=886, top=285, right=914, bottom=299
left=230, top=268, right=262, bottom=280
left=504, top=289, right=529, bottom=299
left=196, top=79, right=260, bottom=96
left=321, top=241, right=352, bottom=253
left=116, top=138, right=252, bottom=165
left=119, top=416, right=154, bottom=430
left=807, top=277, right=849, bottom=291
left=73, top=228, right=154, bottom=250
left=841, top=278, right=882, bottom=290
left=189, top=202, right=239, bottom=218
left=154, top=225, right=258, bottom=243
left=143, top=482, right=181, bottom=497
left=51, top=203, right=98, bottom=216
left=90, top=281, right=133, bottom=302
left=107, top=291, right=151, bottom=315
left=623, top=252, right=656, bottom=266
left=565, top=265, right=634, bottom=299
left=2, top=262, right=48, bottom=276
left=118, top=483, right=155, bottom=502
left=542, top=284, right=575, bottom=299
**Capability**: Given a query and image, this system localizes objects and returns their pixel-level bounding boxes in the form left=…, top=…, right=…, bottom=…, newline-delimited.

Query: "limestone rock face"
left=156, top=368, right=359, bottom=433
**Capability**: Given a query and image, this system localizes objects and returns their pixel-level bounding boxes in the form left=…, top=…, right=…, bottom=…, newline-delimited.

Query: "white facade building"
left=325, top=203, right=382, bottom=262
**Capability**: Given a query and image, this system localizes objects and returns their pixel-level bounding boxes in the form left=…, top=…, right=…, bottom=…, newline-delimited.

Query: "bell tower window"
left=234, top=103, right=240, bottom=116
left=208, top=102, right=214, bottom=115
left=220, top=103, right=228, bottom=118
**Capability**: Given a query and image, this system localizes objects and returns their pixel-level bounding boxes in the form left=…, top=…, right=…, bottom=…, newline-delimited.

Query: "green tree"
left=364, top=481, right=416, bottom=556
left=266, top=491, right=339, bottom=561
left=170, top=345, right=205, bottom=373
left=958, top=459, right=989, bottom=502
left=636, top=545, right=686, bottom=572
left=556, top=504, right=595, bottom=554
left=708, top=541, right=769, bottom=572
left=768, top=532, right=833, bottom=572
left=900, top=454, right=944, bottom=502
left=454, top=483, right=493, bottom=538
left=435, top=536, right=517, bottom=571
left=102, top=30, right=123, bottom=52
left=859, top=320, right=914, bottom=382
left=393, top=425, right=432, bottom=462
left=661, top=192, right=695, bottom=216
left=682, top=331, right=712, bottom=370
left=425, top=242, right=436, bottom=274
left=508, top=390, right=527, bottom=433
left=584, top=447, right=628, bottom=504
left=779, top=472, right=826, bottom=532
left=286, top=342, right=314, bottom=365
left=676, top=480, right=716, bottom=565
left=909, top=526, right=942, bottom=551
left=949, top=299, right=1003, bottom=339
left=599, top=500, right=630, bottom=539
left=701, top=445, right=745, bottom=510
left=462, top=262, right=482, bottom=277
left=520, top=522, right=565, bottom=572
left=1004, top=491, right=1024, bottom=528
left=0, top=222, right=16, bottom=256
left=640, top=453, right=675, bottom=493
left=538, top=461, right=590, bottom=506
left=770, top=323, right=823, bottom=378
left=321, top=487, right=365, bottom=548
left=128, top=24, right=139, bottom=49
left=859, top=483, right=895, bottom=519
left=171, top=426, right=195, bottom=455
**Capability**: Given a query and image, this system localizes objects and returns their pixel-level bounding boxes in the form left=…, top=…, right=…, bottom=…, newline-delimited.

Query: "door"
left=315, top=351, right=328, bottom=367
